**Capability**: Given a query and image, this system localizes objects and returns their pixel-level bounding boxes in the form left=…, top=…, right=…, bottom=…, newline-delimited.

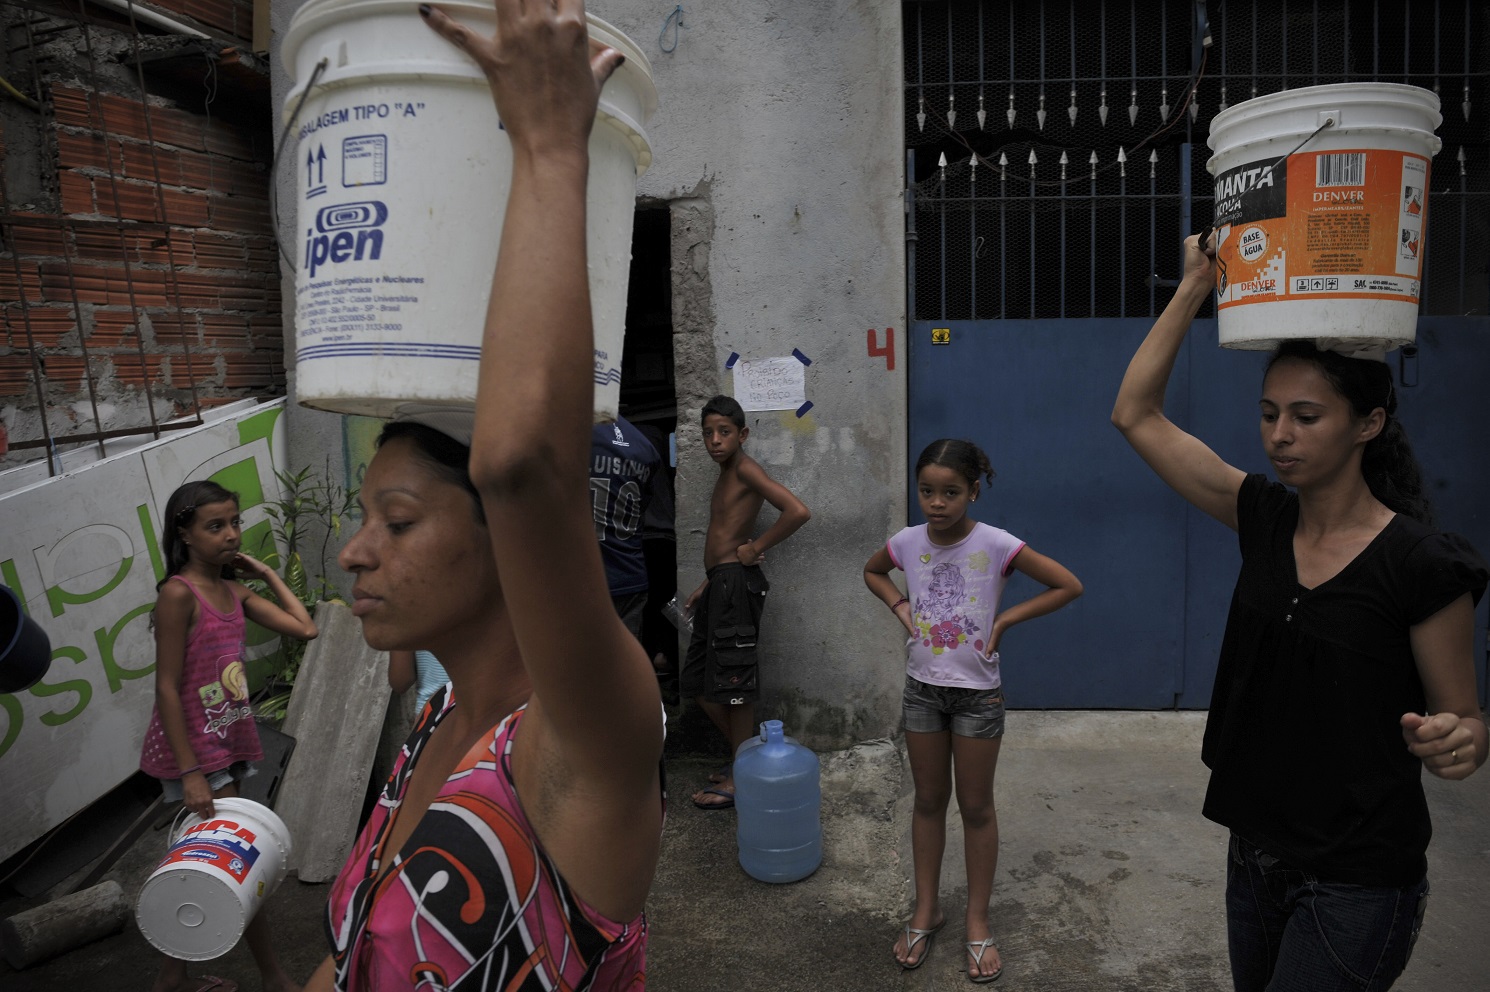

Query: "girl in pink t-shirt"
left=141, top=479, right=317, bottom=992
left=865, top=439, right=1083, bottom=982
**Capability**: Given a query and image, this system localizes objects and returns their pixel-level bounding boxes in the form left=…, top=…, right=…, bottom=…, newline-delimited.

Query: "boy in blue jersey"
left=591, top=416, right=660, bottom=636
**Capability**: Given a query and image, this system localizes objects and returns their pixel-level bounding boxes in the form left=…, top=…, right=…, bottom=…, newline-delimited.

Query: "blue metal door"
left=904, top=0, right=1490, bottom=707
left=909, top=317, right=1490, bottom=708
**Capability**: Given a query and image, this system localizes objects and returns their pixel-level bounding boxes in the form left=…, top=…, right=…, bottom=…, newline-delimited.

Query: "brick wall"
left=1, top=67, right=283, bottom=432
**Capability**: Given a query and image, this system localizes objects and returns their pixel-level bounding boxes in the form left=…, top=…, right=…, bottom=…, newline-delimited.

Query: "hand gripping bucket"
left=136, top=798, right=293, bottom=960
left=1205, top=83, right=1441, bottom=354
left=280, top=0, right=657, bottom=420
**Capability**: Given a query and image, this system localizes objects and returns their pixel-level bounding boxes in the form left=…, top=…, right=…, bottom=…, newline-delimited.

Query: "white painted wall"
left=0, top=400, right=289, bottom=862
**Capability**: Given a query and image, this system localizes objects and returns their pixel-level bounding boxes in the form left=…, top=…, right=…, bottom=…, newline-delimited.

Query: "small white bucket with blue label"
left=135, top=798, right=293, bottom=961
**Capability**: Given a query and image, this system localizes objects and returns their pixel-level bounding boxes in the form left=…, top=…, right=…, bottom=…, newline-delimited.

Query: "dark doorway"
left=620, top=207, right=679, bottom=695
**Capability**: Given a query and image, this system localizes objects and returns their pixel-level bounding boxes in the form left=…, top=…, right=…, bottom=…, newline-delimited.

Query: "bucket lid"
left=281, top=1, right=657, bottom=173
left=1206, top=82, right=1443, bottom=156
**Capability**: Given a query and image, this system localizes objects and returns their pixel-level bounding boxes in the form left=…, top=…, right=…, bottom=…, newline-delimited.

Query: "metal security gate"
left=904, top=0, right=1490, bottom=708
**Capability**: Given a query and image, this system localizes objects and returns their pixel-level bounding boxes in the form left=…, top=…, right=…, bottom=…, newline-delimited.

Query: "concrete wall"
left=268, top=0, right=909, bottom=748
left=615, top=1, right=910, bottom=746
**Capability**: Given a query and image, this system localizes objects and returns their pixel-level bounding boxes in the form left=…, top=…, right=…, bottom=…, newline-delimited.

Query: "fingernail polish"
left=616, top=55, right=626, bottom=66
left=418, top=3, right=431, bottom=16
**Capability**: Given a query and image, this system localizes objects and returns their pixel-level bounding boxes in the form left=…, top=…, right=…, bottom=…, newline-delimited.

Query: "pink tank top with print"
left=139, top=575, right=262, bottom=778
left=326, top=694, right=649, bottom=991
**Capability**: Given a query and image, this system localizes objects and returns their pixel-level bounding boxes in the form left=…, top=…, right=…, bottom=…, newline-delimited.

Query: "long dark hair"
left=1266, top=340, right=1433, bottom=525
left=159, top=480, right=239, bottom=590
left=915, top=438, right=996, bottom=489
left=377, top=421, right=485, bottom=524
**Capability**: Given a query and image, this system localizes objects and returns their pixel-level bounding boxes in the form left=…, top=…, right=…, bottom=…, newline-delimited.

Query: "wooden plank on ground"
left=274, top=601, right=390, bottom=883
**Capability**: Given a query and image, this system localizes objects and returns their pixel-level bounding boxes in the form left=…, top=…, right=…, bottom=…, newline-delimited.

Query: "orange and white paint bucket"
left=1206, top=83, right=1441, bottom=353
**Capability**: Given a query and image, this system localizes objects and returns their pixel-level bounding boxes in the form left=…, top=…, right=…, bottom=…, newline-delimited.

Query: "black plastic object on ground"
left=0, top=585, right=51, bottom=694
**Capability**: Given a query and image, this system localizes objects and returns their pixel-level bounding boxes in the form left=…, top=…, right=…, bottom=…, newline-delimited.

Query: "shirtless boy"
left=684, top=395, right=811, bottom=810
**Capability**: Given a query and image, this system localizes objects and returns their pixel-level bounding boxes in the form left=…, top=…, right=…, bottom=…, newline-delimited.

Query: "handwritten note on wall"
left=733, top=357, right=806, bottom=411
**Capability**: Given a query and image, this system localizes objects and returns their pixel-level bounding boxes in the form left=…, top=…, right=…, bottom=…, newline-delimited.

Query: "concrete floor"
left=3, top=711, right=1487, bottom=991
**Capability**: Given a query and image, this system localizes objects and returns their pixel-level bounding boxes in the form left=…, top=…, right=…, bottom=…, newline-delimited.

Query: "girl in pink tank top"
left=141, top=479, right=318, bottom=992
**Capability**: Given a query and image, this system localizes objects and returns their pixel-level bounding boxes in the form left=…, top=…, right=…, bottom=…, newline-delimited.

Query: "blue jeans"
left=1226, top=833, right=1429, bottom=992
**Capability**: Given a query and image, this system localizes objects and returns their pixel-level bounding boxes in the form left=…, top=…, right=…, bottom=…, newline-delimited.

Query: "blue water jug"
left=734, top=720, right=822, bottom=883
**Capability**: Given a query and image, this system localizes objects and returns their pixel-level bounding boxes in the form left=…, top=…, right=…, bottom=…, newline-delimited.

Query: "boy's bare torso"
left=705, top=455, right=764, bottom=568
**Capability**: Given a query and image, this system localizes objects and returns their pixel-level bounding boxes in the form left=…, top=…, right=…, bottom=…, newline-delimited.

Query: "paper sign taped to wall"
left=733, top=357, right=806, bottom=411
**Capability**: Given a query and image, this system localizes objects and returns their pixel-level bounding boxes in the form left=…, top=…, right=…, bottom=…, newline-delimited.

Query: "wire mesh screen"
left=905, top=0, right=1490, bottom=321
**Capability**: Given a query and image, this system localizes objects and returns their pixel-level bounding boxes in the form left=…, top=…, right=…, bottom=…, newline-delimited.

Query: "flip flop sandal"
left=896, top=918, right=944, bottom=971
left=966, top=937, right=1003, bottom=984
left=192, top=978, right=239, bottom=992
left=691, top=786, right=735, bottom=810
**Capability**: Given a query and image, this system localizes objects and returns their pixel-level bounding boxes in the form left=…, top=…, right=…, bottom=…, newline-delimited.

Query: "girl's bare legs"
left=149, top=781, right=301, bottom=992
left=208, top=781, right=301, bottom=992
left=895, top=729, right=952, bottom=966
left=952, top=734, right=1004, bottom=980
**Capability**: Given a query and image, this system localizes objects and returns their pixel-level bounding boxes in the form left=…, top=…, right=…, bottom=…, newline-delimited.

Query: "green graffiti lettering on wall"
left=46, top=557, right=133, bottom=617
left=237, top=406, right=282, bottom=457
left=31, top=646, right=92, bottom=726
left=211, top=458, right=265, bottom=512
left=0, top=694, right=19, bottom=760
left=97, top=602, right=156, bottom=692
left=2, top=559, right=27, bottom=608
left=137, top=504, right=165, bottom=584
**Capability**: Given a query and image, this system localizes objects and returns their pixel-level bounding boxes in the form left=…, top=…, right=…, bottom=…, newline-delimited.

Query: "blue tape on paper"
left=795, top=401, right=814, bottom=418
left=792, top=348, right=812, bottom=366
left=725, top=352, right=739, bottom=369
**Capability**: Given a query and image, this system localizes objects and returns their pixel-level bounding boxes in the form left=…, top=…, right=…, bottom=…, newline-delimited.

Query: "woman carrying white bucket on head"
left=302, top=2, right=664, bottom=991
left=1112, top=234, right=1488, bottom=992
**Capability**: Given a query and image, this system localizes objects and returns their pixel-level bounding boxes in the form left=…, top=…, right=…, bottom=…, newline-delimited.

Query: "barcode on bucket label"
left=1316, top=153, right=1365, bottom=187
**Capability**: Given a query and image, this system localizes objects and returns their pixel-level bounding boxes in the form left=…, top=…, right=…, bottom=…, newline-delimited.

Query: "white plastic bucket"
left=281, top=0, right=656, bottom=420
left=135, top=798, right=293, bottom=961
left=1205, top=83, right=1441, bottom=353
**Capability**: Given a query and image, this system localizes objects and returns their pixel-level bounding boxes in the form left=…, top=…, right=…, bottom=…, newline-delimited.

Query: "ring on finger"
left=1451, top=748, right=1458, bottom=762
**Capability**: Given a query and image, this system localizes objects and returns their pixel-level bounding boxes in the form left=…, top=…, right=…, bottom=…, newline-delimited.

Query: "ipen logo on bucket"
left=304, top=201, right=387, bottom=278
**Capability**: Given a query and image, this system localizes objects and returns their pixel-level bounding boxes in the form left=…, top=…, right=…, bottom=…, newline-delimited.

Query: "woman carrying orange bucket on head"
left=1112, top=233, right=1487, bottom=992
left=302, top=2, right=664, bottom=990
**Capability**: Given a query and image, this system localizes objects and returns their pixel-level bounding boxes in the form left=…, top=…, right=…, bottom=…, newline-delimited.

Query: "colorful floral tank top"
left=139, top=575, right=262, bottom=778
left=326, top=690, right=648, bottom=991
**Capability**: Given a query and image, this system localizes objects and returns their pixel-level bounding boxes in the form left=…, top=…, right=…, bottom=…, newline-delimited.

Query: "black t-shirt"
left=1201, top=474, right=1488, bottom=886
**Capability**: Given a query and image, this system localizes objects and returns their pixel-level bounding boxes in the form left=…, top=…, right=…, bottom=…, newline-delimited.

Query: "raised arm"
left=422, top=2, right=658, bottom=777
left=233, top=552, right=318, bottom=640
left=1402, top=593, right=1487, bottom=780
left=735, top=459, right=811, bottom=564
left=1111, top=234, right=1246, bottom=530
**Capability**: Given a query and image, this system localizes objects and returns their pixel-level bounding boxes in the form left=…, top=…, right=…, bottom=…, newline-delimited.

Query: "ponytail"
left=1267, top=341, right=1433, bottom=525
left=915, top=438, right=996, bottom=489
left=1361, top=417, right=1432, bottom=526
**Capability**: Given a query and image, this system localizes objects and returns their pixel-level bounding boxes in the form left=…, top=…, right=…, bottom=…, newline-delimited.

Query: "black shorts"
left=680, top=562, right=769, bottom=704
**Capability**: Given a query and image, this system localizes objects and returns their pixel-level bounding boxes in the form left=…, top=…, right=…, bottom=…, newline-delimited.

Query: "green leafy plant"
left=250, top=460, right=358, bottom=720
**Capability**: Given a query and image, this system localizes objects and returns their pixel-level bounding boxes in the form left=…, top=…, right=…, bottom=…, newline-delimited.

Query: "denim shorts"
left=902, top=675, right=1006, bottom=739
left=158, top=760, right=254, bottom=802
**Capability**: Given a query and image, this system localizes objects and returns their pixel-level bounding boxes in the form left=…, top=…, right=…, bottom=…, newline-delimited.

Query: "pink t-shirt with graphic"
left=886, top=522, right=1025, bottom=689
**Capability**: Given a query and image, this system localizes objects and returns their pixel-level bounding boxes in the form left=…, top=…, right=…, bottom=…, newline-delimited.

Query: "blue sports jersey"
left=590, top=417, right=659, bottom=595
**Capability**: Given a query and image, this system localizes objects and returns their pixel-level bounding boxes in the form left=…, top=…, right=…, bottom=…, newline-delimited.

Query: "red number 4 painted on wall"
left=867, top=327, right=895, bottom=371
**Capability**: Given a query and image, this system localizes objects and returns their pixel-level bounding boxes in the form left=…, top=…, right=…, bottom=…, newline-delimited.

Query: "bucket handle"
left=1264, top=116, right=1336, bottom=177
left=165, top=803, right=195, bottom=849
left=268, top=57, right=330, bottom=272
